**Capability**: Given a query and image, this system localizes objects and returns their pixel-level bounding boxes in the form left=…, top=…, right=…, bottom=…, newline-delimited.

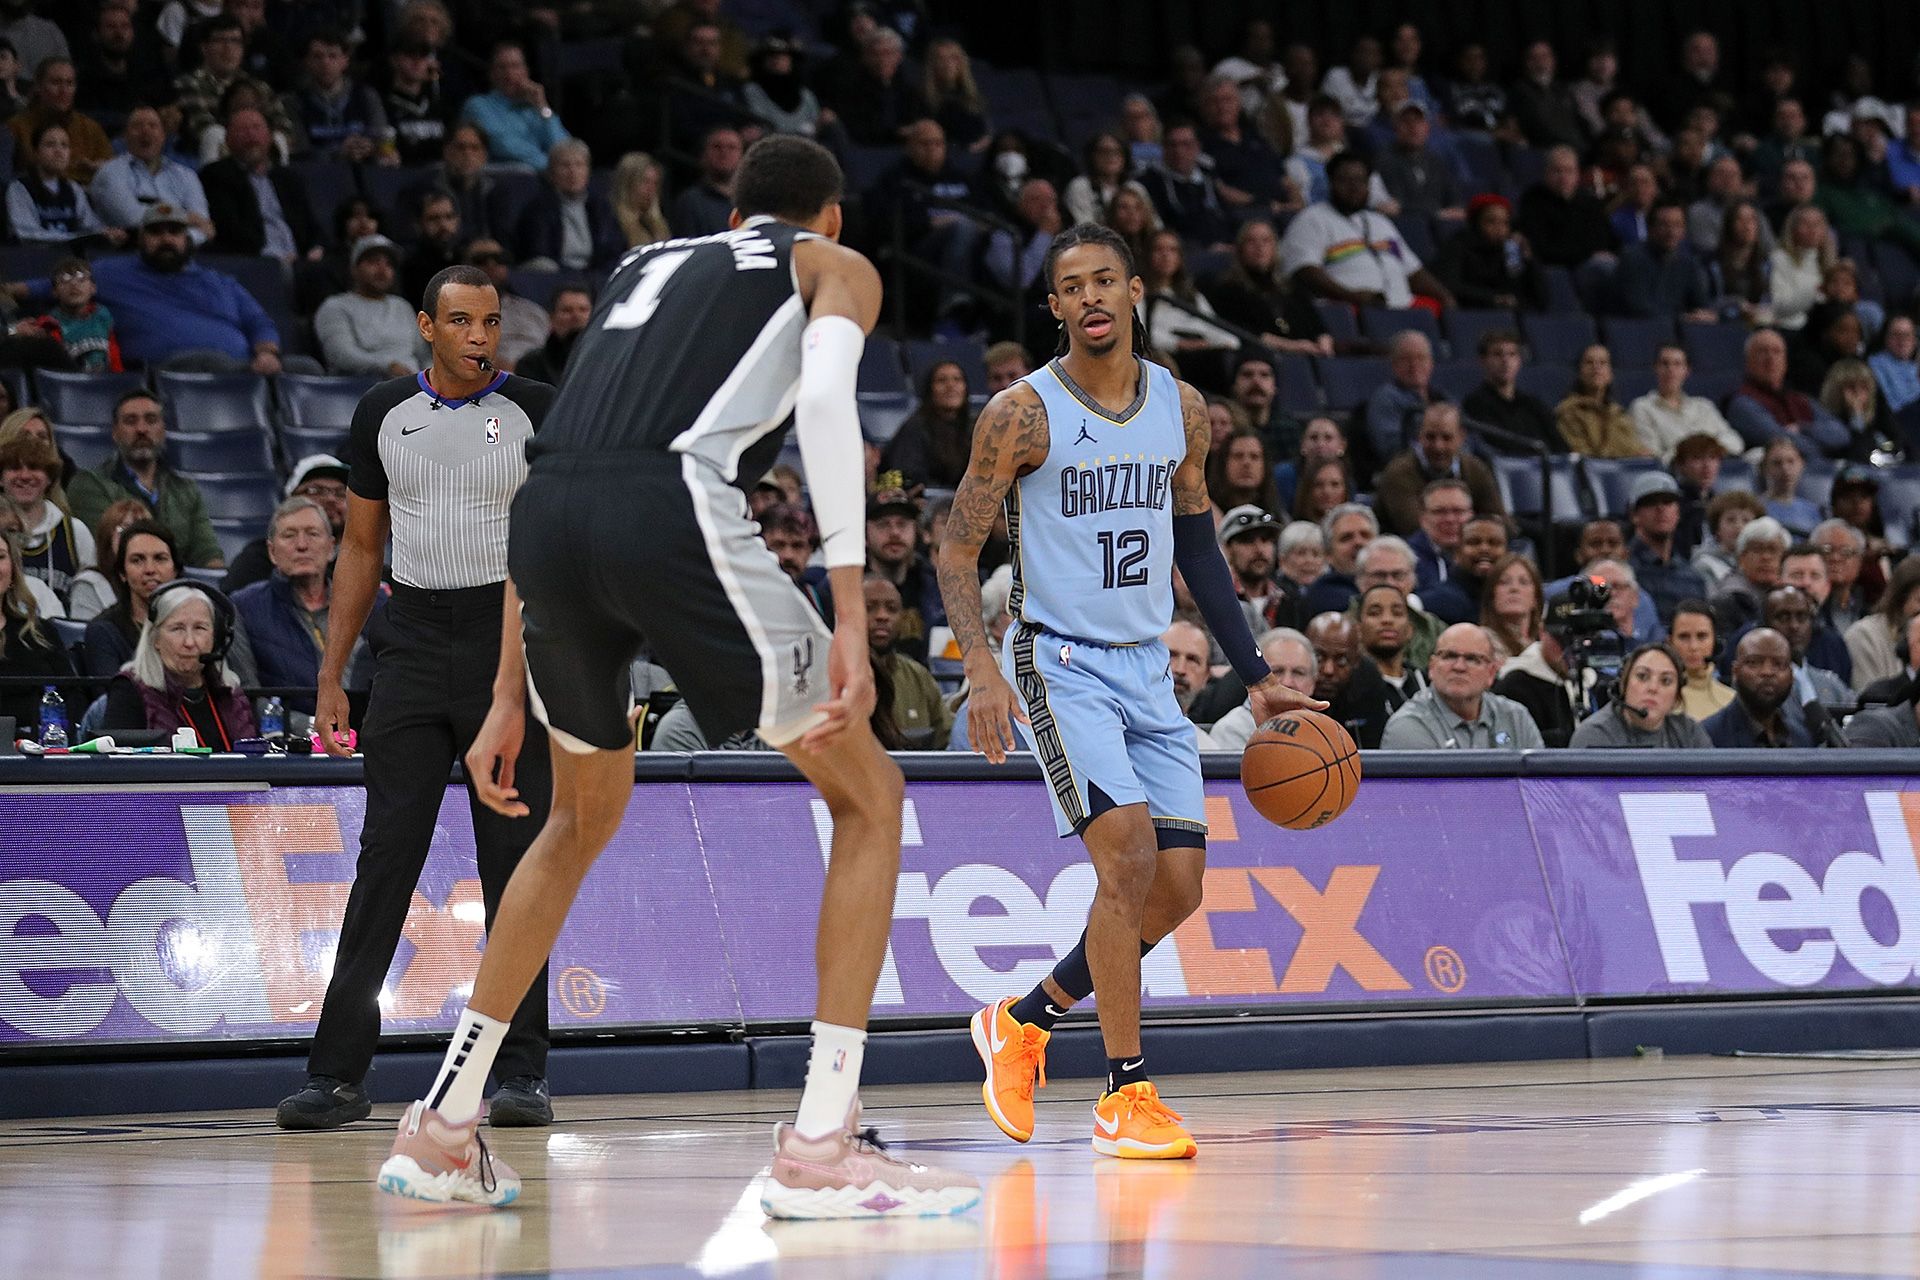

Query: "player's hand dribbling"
left=963, top=665, right=1028, bottom=765
left=803, top=624, right=876, bottom=750
left=315, top=678, right=354, bottom=758
left=1248, top=674, right=1327, bottom=728
left=466, top=697, right=530, bottom=817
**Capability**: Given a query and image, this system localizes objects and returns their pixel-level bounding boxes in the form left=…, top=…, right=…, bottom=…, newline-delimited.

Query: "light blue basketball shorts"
left=1000, top=621, right=1209, bottom=842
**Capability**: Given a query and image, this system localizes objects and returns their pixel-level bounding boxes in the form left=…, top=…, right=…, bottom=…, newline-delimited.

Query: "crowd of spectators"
left=7, top=5, right=1920, bottom=753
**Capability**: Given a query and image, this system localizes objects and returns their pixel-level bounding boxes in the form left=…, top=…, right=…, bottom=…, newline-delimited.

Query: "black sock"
left=1107, top=1054, right=1149, bottom=1094
left=1009, top=935, right=1159, bottom=1031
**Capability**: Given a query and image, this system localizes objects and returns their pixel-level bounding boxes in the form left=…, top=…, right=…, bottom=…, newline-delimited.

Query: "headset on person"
left=145, top=578, right=237, bottom=666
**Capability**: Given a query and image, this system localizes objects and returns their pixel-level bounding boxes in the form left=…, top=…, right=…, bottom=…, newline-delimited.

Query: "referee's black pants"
left=308, top=580, right=553, bottom=1087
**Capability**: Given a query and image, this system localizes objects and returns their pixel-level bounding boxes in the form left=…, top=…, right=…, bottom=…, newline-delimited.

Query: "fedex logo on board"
left=816, top=795, right=1416, bottom=1005
left=1624, top=791, right=1920, bottom=987
left=0, top=804, right=484, bottom=1039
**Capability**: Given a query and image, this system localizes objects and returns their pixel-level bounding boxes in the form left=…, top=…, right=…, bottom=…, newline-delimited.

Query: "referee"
left=276, top=265, right=558, bottom=1130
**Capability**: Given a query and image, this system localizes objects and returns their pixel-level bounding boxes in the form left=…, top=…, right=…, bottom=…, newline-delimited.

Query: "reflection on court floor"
left=2, top=1057, right=1918, bottom=1278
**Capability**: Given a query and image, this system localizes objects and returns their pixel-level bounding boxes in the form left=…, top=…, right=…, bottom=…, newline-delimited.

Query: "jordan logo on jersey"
left=792, top=636, right=814, bottom=696
left=1073, top=420, right=1098, bottom=446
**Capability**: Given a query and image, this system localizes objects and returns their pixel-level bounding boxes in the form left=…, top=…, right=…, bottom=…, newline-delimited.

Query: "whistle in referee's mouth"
left=475, top=355, right=494, bottom=372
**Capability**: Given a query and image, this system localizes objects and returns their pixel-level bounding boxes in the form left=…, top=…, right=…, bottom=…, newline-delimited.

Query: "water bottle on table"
left=262, top=696, right=286, bottom=751
left=38, top=685, right=68, bottom=750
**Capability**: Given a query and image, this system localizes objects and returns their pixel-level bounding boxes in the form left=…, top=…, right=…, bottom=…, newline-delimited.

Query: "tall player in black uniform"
left=374, top=136, right=981, bottom=1220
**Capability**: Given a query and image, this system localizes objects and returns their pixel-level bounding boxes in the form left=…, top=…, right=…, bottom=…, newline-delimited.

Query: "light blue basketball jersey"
left=1006, top=357, right=1186, bottom=645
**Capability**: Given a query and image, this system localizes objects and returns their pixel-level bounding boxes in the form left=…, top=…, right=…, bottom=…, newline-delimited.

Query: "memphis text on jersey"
left=1057, top=450, right=1179, bottom=519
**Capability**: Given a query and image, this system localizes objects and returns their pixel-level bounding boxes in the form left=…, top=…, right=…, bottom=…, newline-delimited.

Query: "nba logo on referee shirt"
left=485, top=416, right=500, bottom=444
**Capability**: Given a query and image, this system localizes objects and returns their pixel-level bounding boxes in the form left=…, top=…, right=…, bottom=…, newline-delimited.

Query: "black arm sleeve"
left=346, top=377, right=417, bottom=502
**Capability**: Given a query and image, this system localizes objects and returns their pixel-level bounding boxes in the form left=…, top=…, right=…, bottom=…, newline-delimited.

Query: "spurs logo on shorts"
left=793, top=636, right=814, bottom=696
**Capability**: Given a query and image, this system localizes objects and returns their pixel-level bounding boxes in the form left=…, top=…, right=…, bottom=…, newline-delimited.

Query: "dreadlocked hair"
left=1042, top=222, right=1148, bottom=357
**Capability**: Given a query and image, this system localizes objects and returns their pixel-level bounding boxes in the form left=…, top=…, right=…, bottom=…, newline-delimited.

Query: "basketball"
left=1240, top=709, right=1362, bottom=830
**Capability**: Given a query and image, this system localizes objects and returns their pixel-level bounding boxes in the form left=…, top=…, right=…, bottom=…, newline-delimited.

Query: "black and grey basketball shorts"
left=509, top=451, right=832, bottom=752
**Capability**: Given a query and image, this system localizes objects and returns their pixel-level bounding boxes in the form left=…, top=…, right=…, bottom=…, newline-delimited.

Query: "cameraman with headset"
left=1494, top=578, right=1624, bottom=748
left=100, top=578, right=256, bottom=746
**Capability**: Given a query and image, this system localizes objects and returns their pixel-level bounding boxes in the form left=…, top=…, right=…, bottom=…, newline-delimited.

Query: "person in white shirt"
left=1629, top=343, right=1744, bottom=461
left=1279, top=151, right=1453, bottom=309
left=1768, top=204, right=1836, bottom=332
left=1321, top=34, right=1383, bottom=127
left=1207, top=628, right=1319, bottom=750
left=89, top=106, right=214, bottom=245
left=312, top=236, right=427, bottom=376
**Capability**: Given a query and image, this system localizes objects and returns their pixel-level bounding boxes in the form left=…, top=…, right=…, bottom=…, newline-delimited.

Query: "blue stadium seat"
left=1680, top=320, right=1748, bottom=374
left=1601, top=315, right=1676, bottom=368
left=1506, top=147, right=1546, bottom=197
left=1581, top=456, right=1662, bottom=517
left=1444, top=307, right=1518, bottom=359
left=1612, top=366, right=1657, bottom=405
left=1431, top=359, right=1483, bottom=403
left=281, top=426, right=350, bottom=460
left=856, top=393, right=913, bottom=443
left=36, top=370, right=146, bottom=428
left=1393, top=215, right=1436, bottom=268
left=195, top=474, right=280, bottom=523
left=1358, top=306, right=1440, bottom=350
left=1875, top=465, right=1920, bottom=550
left=168, top=431, right=275, bottom=474
left=1520, top=313, right=1598, bottom=366
left=484, top=172, right=544, bottom=244
left=155, top=371, right=273, bottom=434
left=1492, top=454, right=1589, bottom=524
left=57, top=424, right=113, bottom=470
left=904, top=338, right=988, bottom=395
left=1515, top=362, right=1573, bottom=405
left=858, top=337, right=909, bottom=395
left=208, top=518, right=258, bottom=564
left=1313, top=299, right=1360, bottom=344
left=198, top=254, right=292, bottom=339
left=1873, top=240, right=1920, bottom=307
left=1539, top=266, right=1583, bottom=314
left=1797, top=457, right=1839, bottom=509
left=1319, top=356, right=1389, bottom=412
left=1452, top=132, right=1504, bottom=198
left=1691, top=368, right=1744, bottom=408
left=972, top=65, right=1054, bottom=142
left=1716, top=456, right=1756, bottom=493
left=0, top=366, right=27, bottom=412
left=289, top=160, right=357, bottom=244
left=279, top=373, right=380, bottom=430
left=1275, top=356, right=1320, bottom=417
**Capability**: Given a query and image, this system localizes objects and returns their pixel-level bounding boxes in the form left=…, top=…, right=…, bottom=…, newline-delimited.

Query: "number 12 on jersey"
left=1099, top=529, right=1150, bottom=588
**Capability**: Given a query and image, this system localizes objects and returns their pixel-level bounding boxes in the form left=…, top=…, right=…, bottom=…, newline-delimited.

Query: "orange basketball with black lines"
left=1240, top=709, right=1362, bottom=830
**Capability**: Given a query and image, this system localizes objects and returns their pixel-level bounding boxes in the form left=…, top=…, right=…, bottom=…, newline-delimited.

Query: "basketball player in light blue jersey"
left=937, top=223, right=1322, bottom=1159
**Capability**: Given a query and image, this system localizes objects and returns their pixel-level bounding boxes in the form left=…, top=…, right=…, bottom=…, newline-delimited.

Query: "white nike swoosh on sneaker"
left=1094, top=1111, right=1120, bottom=1136
left=987, top=1011, right=1009, bottom=1055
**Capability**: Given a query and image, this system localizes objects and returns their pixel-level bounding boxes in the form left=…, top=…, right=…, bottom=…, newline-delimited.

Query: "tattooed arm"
left=1170, top=380, right=1325, bottom=723
left=935, top=382, right=1050, bottom=763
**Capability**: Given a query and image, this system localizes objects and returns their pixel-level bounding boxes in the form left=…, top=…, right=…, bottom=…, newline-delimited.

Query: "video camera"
left=1546, top=576, right=1626, bottom=713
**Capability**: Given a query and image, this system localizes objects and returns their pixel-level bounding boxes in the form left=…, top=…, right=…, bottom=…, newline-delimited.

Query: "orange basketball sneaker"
left=970, top=997, right=1050, bottom=1142
left=1091, top=1081, right=1197, bottom=1159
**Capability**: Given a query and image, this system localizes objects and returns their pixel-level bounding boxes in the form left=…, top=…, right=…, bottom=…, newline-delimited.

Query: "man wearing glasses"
left=1381, top=621, right=1543, bottom=749
left=222, top=454, right=349, bottom=594
left=1810, top=517, right=1869, bottom=632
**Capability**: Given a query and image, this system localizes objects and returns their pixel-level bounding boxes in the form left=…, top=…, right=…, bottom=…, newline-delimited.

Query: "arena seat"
left=1443, top=307, right=1517, bottom=359
left=1514, top=362, right=1574, bottom=405
left=1519, top=312, right=1597, bottom=366
left=1359, top=305, right=1440, bottom=350
left=1874, top=240, right=1920, bottom=307
left=1492, top=454, right=1589, bottom=525
left=1680, top=319, right=1748, bottom=373
left=167, top=430, right=275, bottom=475
left=56, top=424, right=114, bottom=470
left=279, top=373, right=380, bottom=431
left=1275, top=356, right=1321, bottom=417
left=856, top=393, right=913, bottom=443
left=1600, top=315, right=1676, bottom=368
left=1690, top=367, right=1744, bottom=407
left=1431, top=359, right=1483, bottom=404
left=36, top=370, right=146, bottom=429
left=196, top=475, right=280, bottom=523
left=858, top=336, right=909, bottom=396
left=155, top=371, right=274, bottom=434
left=208, top=518, right=259, bottom=564
left=1874, top=466, right=1920, bottom=550
left=290, top=160, right=357, bottom=244
left=1581, top=456, right=1661, bottom=517
left=1716, top=456, right=1756, bottom=493
left=1798, top=457, right=1839, bottom=510
left=1539, top=265, right=1583, bottom=314
left=904, top=338, right=988, bottom=393
left=1312, top=299, right=1360, bottom=344
left=1319, top=356, right=1389, bottom=412
left=1612, top=365, right=1656, bottom=405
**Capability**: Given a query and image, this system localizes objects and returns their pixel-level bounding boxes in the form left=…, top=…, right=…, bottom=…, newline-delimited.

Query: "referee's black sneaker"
left=489, top=1076, right=553, bottom=1127
left=275, top=1075, right=373, bottom=1130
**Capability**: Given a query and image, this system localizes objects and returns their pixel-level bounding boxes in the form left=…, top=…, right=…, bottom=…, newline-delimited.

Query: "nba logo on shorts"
left=792, top=636, right=813, bottom=696
left=832, top=1048, right=847, bottom=1072
left=485, top=416, right=501, bottom=444
left=1059, top=643, right=1072, bottom=667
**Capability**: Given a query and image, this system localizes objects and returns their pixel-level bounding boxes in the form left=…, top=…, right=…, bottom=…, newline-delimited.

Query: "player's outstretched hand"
left=466, top=698, right=530, bottom=817
left=964, top=666, right=1028, bottom=765
left=803, top=625, right=877, bottom=750
left=314, top=678, right=355, bottom=759
left=1248, top=674, right=1327, bottom=728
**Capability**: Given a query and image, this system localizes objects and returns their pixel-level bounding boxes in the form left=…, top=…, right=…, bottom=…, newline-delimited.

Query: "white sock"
left=794, top=1020, right=866, bottom=1139
left=426, top=1008, right=508, bottom=1123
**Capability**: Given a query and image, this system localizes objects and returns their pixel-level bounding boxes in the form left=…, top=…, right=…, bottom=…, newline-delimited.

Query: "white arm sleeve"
left=794, top=313, right=867, bottom=569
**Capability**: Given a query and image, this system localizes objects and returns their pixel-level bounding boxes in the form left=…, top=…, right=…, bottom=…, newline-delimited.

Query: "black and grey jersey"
left=347, top=370, right=555, bottom=589
left=530, top=215, right=817, bottom=488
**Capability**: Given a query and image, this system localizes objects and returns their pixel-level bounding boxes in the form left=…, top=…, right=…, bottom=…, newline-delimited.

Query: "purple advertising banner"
left=0, top=775, right=1570, bottom=1046
left=1526, top=777, right=1920, bottom=998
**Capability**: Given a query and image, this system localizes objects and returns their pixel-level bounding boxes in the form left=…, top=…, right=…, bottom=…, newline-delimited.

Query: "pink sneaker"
left=760, top=1103, right=981, bottom=1219
left=376, top=1101, right=521, bottom=1207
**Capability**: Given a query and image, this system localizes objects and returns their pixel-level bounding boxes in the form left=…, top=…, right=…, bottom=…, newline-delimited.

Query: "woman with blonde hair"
left=1481, top=552, right=1544, bottom=663
left=1769, top=204, right=1837, bottom=331
left=1102, top=184, right=1160, bottom=268
left=1820, top=357, right=1896, bottom=460
left=0, top=405, right=73, bottom=488
left=0, top=527, right=72, bottom=729
left=923, top=37, right=990, bottom=152
left=0, top=432, right=92, bottom=605
left=610, top=153, right=671, bottom=249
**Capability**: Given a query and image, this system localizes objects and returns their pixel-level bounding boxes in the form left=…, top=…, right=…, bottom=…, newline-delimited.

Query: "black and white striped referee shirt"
left=346, top=370, right=555, bottom=589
